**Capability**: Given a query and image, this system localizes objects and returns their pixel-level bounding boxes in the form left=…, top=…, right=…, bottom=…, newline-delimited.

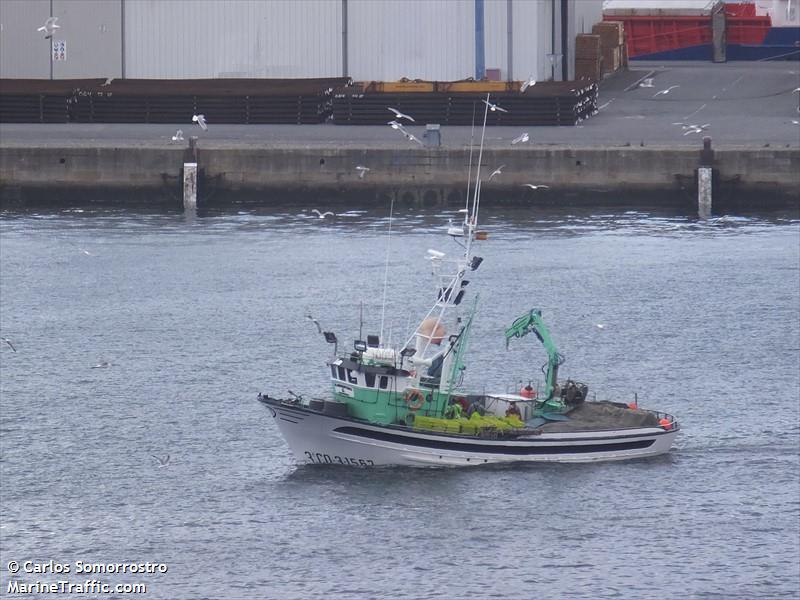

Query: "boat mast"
left=378, top=195, right=395, bottom=345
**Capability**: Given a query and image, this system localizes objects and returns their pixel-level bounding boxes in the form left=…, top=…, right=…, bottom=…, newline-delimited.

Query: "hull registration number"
left=304, top=451, right=374, bottom=466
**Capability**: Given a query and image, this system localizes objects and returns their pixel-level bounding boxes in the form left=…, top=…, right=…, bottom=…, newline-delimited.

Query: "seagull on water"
left=192, top=114, right=208, bottom=130
left=306, top=314, right=322, bottom=334
left=653, top=85, right=680, bottom=97
left=355, top=165, right=370, bottom=179
left=388, top=107, right=415, bottom=122
left=483, top=99, right=508, bottom=113
left=91, top=361, right=114, bottom=369
left=171, top=129, right=184, bottom=142
left=522, top=183, right=549, bottom=190
left=511, top=132, right=530, bottom=145
left=1, top=337, right=16, bottom=352
left=152, top=454, right=170, bottom=468
left=520, top=76, right=537, bottom=92
left=312, top=209, right=334, bottom=219
left=488, top=165, right=505, bottom=180
left=37, top=16, right=60, bottom=39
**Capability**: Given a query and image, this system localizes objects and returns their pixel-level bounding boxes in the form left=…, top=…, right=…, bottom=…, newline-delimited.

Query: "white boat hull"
left=262, top=399, right=679, bottom=467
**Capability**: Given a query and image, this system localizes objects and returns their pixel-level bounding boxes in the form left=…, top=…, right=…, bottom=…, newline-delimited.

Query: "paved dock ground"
left=1, top=62, right=798, bottom=210
left=1, top=62, right=798, bottom=149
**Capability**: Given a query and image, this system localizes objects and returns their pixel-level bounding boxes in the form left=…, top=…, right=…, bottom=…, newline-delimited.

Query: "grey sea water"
left=1, top=206, right=798, bottom=600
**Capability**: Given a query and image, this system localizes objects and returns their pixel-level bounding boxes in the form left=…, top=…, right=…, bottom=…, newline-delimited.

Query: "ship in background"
left=603, top=0, right=800, bottom=61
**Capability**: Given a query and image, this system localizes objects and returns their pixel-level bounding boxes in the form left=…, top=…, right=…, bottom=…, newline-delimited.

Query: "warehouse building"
left=1, top=0, right=601, bottom=82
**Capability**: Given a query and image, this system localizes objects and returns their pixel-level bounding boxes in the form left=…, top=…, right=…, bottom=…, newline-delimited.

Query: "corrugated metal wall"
left=1, top=0, right=601, bottom=82
left=124, top=0, right=341, bottom=78
left=0, top=0, right=121, bottom=79
left=348, top=0, right=474, bottom=81
left=1, top=0, right=53, bottom=78
left=53, top=0, right=121, bottom=79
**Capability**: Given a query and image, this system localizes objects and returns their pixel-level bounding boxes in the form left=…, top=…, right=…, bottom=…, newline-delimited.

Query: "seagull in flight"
left=387, top=120, right=405, bottom=130
left=403, top=130, right=423, bottom=145
left=522, top=183, right=549, bottom=190
left=520, top=76, right=537, bottom=92
left=639, top=78, right=654, bottom=88
left=355, top=166, right=370, bottom=179
left=311, top=209, right=334, bottom=219
left=152, top=454, right=170, bottom=468
left=793, top=87, right=800, bottom=93
left=1, top=337, right=16, bottom=352
left=100, top=77, right=114, bottom=87
left=306, top=314, right=322, bottom=334
left=488, top=165, right=505, bottom=180
left=171, top=129, right=184, bottom=142
left=511, top=132, right=529, bottom=145
left=654, top=85, right=680, bottom=97
left=37, top=16, right=60, bottom=39
left=192, top=114, right=208, bottom=130
left=388, top=107, right=415, bottom=122
left=682, top=123, right=711, bottom=135
left=483, top=99, right=508, bottom=113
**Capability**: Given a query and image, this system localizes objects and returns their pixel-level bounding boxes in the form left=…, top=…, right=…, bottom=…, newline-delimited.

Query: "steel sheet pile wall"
left=332, top=81, right=598, bottom=126
left=0, top=78, right=350, bottom=124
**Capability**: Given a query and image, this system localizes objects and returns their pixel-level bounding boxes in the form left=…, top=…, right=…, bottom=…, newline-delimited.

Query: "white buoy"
left=698, top=166, right=712, bottom=219
left=183, top=162, right=197, bottom=210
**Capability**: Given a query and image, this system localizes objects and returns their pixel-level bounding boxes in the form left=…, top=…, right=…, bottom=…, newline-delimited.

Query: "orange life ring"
left=404, top=389, right=425, bottom=411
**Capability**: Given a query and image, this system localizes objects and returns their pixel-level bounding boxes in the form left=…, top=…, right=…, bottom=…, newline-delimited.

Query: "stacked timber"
left=332, top=80, right=597, bottom=126
left=592, top=21, right=627, bottom=76
left=0, top=78, right=350, bottom=124
left=575, top=34, right=603, bottom=82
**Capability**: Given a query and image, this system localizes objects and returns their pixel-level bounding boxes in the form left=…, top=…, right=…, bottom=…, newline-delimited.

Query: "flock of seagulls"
left=387, top=109, right=422, bottom=145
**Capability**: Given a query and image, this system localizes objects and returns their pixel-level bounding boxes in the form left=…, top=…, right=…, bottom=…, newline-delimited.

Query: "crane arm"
left=504, top=309, right=565, bottom=400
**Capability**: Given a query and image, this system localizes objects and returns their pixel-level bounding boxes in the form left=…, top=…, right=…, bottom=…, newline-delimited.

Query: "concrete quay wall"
left=1, top=144, right=798, bottom=209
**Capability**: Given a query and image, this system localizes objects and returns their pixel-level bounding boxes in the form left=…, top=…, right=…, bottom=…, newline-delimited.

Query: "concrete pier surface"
left=1, top=62, right=799, bottom=210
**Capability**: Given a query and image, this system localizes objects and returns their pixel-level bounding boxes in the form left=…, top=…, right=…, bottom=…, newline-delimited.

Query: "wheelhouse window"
left=330, top=365, right=337, bottom=379
left=337, top=366, right=347, bottom=381
left=347, top=369, right=358, bottom=384
left=379, top=375, right=389, bottom=390
left=365, top=373, right=376, bottom=387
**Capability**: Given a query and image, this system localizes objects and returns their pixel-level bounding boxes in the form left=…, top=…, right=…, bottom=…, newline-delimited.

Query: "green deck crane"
left=504, top=309, right=566, bottom=411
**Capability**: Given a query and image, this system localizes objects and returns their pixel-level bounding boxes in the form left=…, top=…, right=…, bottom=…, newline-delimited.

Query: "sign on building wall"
left=52, top=40, right=67, bottom=61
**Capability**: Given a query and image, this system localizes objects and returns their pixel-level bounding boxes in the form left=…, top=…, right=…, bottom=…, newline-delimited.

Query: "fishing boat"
left=257, top=97, right=680, bottom=467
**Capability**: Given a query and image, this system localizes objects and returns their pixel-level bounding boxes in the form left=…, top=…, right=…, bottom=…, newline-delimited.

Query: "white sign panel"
left=52, top=40, right=66, bottom=61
